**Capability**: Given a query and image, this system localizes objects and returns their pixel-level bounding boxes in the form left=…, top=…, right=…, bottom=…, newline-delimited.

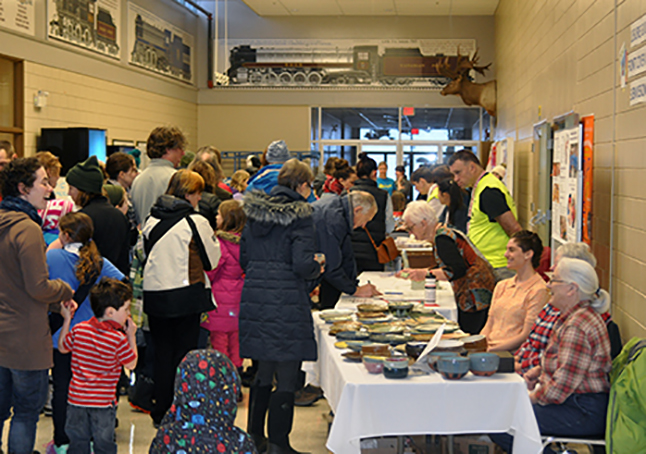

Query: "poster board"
left=47, top=0, right=120, bottom=59
left=486, top=137, right=514, bottom=196
left=127, top=2, right=194, bottom=84
left=0, top=0, right=35, bottom=36
left=551, top=126, right=582, bottom=245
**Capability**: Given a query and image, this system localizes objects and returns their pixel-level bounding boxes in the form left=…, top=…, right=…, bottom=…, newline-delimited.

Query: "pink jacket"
left=202, top=231, right=243, bottom=333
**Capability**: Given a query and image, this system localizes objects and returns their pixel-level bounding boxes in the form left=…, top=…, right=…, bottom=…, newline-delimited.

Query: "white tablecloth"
left=314, top=321, right=542, bottom=454
left=335, top=271, right=458, bottom=322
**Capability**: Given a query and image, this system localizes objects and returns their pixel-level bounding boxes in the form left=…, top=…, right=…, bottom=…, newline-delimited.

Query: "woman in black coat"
left=240, top=159, right=323, bottom=454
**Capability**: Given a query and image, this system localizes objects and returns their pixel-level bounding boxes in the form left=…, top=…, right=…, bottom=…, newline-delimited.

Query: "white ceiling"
left=240, top=0, right=500, bottom=16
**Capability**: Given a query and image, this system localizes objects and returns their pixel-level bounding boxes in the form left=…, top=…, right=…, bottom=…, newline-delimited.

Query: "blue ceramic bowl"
left=383, top=357, right=409, bottom=379
left=469, top=352, right=500, bottom=376
left=428, top=351, right=458, bottom=372
left=437, top=356, right=470, bottom=380
left=345, top=341, right=373, bottom=352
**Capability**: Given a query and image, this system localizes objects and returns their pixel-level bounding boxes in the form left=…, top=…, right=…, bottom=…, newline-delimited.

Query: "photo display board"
left=551, top=126, right=583, bottom=243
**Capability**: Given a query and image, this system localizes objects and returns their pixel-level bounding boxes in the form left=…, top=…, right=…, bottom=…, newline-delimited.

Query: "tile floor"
left=1, top=390, right=332, bottom=454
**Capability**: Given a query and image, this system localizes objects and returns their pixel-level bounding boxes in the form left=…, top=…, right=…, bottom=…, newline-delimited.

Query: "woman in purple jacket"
left=201, top=200, right=247, bottom=371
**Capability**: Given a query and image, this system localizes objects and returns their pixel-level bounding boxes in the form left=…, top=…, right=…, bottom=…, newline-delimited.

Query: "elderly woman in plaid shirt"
left=492, top=257, right=612, bottom=453
left=514, top=242, right=613, bottom=375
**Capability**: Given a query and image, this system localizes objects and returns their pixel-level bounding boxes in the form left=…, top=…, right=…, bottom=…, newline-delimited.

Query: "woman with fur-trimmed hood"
left=240, top=159, right=322, bottom=454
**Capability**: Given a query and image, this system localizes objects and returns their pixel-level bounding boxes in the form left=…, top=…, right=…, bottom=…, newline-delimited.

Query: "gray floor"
left=1, top=389, right=332, bottom=454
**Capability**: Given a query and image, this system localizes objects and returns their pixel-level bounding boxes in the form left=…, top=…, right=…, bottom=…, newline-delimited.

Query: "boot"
left=247, top=385, right=272, bottom=453
left=268, top=391, right=309, bottom=454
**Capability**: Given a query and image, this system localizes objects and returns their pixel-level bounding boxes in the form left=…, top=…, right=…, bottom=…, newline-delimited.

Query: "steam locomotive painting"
left=48, top=0, right=119, bottom=57
left=224, top=39, right=475, bottom=87
left=128, top=4, right=193, bottom=83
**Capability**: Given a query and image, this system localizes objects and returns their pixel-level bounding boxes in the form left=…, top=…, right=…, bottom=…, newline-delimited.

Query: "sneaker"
left=303, top=385, right=323, bottom=400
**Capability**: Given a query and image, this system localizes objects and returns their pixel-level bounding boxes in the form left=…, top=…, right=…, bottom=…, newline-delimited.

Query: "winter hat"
left=492, top=165, right=507, bottom=180
left=103, top=184, right=124, bottom=207
left=266, top=140, right=290, bottom=163
left=66, top=156, right=104, bottom=194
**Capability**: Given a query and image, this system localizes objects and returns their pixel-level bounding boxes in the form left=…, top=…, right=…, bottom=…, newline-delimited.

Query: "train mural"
left=222, top=39, right=476, bottom=87
left=48, top=0, right=119, bottom=57
left=128, top=4, right=193, bottom=83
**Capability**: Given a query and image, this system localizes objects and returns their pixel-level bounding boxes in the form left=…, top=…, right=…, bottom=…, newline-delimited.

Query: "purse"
left=363, top=227, right=399, bottom=264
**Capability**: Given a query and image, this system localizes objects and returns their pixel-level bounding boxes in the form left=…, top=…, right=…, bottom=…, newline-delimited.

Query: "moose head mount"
left=435, top=49, right=497, bottom=117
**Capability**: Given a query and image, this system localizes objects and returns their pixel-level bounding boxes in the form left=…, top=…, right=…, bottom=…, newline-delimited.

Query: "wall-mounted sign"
left=127, top=2, right=194, bottom=84
left=551, top=127, right=581, bottom=243
left=628, top=45, right=646, bottom=79
left=47, top=0, right=120, bottom=59
left=631, top=14, right=646, bottom=48
left=0, top=0, right=35, bottom=36
left=630, top=75, right=646, bottom=106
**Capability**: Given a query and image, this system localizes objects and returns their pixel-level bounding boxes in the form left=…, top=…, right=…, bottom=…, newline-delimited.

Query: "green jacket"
left=606, top=337, right=646, bottom=453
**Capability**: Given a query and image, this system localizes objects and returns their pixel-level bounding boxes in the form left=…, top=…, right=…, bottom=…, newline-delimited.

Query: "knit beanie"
left=66, top=156, right=104, bottom=194
left=103, top=184, right=124, bottom=207
left=266, top=140, right=290, bottom=163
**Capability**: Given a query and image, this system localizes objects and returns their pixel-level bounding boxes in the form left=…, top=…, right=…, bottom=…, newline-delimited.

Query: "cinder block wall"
left=495, top=0, right=646, bottom=340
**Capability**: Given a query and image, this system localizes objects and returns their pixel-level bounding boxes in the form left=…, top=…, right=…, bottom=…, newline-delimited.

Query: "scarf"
left=0, top=196, right=43, bottom=225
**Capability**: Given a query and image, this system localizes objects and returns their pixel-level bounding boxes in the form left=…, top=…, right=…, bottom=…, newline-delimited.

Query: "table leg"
left=447, top=434, right=454, bottom=454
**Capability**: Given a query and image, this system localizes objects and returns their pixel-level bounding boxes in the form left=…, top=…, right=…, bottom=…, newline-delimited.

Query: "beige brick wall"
left=24, top=61, right=198, bottom=157
left=495, top=0, right=646, bottom=340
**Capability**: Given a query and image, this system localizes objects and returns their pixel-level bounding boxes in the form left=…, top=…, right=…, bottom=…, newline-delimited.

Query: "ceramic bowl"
left=341, top=351, right=362, bottom=362
left=361, top=344, right=390, bottom=357
left=469, top=352, right=500, bottom=376
left=428, top=351, right=458, bottom=371
left=388, top=301, right=415, bottom=318
left=362, top=355, right=386, bottom=374
left=405, top=342, right=427, bottom=360
left=369, top=333, right=412, bottom=345
left=345, top=340, right=372, bottom=352
left=462, top=334, right=488, bottom=353
left=437, top=356, right=470, bottom=380
left=336, top=330, right=370, bottom=341
left=383, top=357, right=409, bottom=379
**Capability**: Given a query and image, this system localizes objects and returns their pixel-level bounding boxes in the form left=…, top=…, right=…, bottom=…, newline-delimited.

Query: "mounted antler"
left=435, top=48, right=497, bottom=117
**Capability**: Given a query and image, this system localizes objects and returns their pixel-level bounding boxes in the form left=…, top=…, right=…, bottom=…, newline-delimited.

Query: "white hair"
left=349, top=191, right=377, bottom=213
left=556, top=257, right=609, bottom=313
left=555, top=242, right=597, bottom=268
left=402, top=200, right=438, bottom=226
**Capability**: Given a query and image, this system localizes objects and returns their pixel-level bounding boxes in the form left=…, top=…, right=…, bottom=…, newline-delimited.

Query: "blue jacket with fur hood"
left=239, top=186, right=321, bottom=362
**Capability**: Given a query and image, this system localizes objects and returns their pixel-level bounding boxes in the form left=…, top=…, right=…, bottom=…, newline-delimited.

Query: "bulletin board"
left=551, top=125, right=583, bottom=245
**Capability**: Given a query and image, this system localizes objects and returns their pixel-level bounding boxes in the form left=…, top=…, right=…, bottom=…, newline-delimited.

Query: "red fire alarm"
left=411, top=128, right=419, bottom=135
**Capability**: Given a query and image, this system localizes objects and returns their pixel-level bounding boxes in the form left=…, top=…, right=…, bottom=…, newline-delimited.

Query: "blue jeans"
left=0, top=366, right=49, bottom=454
left=490, top=392, right=609, bottom=453
left=65, top=404, right=117, bottom=454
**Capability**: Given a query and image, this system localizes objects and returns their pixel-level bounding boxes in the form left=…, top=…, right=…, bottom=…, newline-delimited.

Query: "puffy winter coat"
left=202, top=231, right=243, bottom=333
left=142, top=195, right=221, bottom=318
left=239, top=186, right=322, bottom=362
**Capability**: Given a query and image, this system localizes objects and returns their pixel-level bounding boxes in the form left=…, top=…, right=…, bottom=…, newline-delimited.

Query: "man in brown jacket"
left=0, top=157, right=73, bottom=454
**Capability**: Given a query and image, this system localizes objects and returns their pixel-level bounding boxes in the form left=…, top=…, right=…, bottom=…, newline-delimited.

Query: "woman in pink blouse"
left=480, top=230, right=549, bottom=352
left=491, top=257, right=611, bottom=453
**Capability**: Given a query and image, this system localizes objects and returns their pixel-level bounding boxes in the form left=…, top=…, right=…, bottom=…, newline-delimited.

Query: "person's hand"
left=353, top=283, right=382, bottom=297
left=514, top=359, right=522, bottom=375
left=524, top=366, right=541, bottom=390
left=125, top=317, right=137, bottom=338
left=60, top=300, right=78, bottom=321
left=429, top=269, right=448, bottom=281
left=528, top=389, right=538, bottom=405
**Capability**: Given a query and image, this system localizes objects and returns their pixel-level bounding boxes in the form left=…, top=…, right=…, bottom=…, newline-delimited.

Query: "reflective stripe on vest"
left=467, top=173, right=517, bottom=268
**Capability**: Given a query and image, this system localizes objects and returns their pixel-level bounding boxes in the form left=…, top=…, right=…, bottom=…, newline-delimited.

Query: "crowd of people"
left=0, top=131, right=618, bottom=454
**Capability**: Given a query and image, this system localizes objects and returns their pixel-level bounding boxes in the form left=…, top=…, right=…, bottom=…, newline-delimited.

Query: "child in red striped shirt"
left=58, top=278, right=138, bottom=454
